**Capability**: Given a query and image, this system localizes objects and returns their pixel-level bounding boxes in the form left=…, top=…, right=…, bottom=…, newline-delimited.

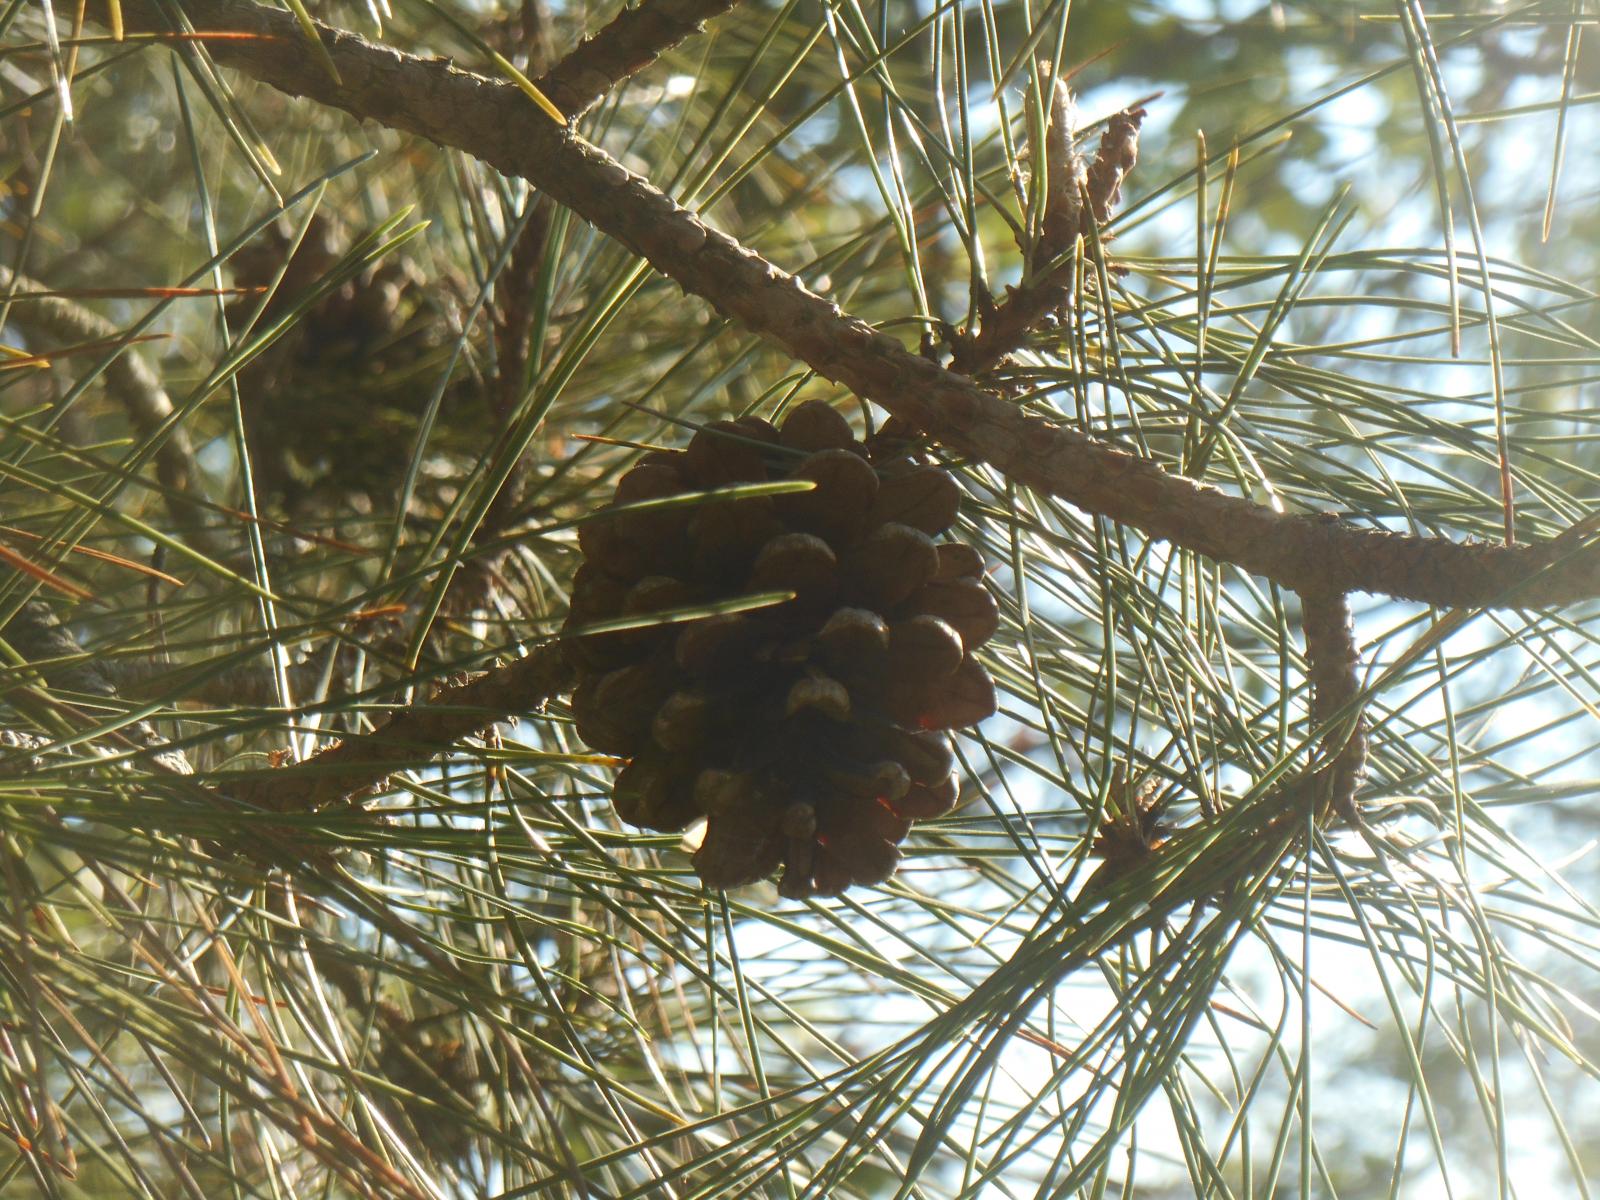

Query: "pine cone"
left=227, top=215, right=460, bottom=506
left=563, top=403, right=1000, bottom=897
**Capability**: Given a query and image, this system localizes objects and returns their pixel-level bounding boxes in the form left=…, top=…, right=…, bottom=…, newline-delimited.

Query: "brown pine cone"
left=562, top=402, right=1000, bottom=897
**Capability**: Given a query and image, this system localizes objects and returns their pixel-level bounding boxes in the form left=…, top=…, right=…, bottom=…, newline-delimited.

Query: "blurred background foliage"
left=2, top=0, right=1599, bottom=1196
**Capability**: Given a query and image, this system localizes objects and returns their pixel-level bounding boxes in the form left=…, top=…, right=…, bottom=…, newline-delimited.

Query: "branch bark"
left=233, top=643, right=572, bottom=812
left=536, top=0, right=743, bottom=118
left=1301, top=590, right=1365, bottom=824
left=95, top=0, right=1600, bottom=609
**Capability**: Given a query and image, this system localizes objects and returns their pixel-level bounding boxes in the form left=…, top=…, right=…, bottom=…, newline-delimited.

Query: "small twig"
left=305, top=943, right=482, bottom=1115
left=1081, top=105, right=1144, bottom=228
left=492, top=200, right=553, bottom=428
left=1300, top=589, right=1366, bottom=824
left=952, top=102, right=1144, bottom=376
left=436, top=199, right=558, bottom=616
left=1031, top=66, right=1086, bottom=272
left=534, top=0, right=744, bottom=118
left=233, top=643, right=573, bottom=813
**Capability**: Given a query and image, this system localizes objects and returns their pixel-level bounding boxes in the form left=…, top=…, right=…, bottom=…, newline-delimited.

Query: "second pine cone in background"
left=563, top=401, right=1000, bottom=898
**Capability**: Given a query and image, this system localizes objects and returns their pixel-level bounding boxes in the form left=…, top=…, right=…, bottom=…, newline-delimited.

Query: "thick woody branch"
left=233, top=643, right=572, bottom=812
left=97, top=0, right=1600, bottom=609
left=536, top=0, right=742, bottom=118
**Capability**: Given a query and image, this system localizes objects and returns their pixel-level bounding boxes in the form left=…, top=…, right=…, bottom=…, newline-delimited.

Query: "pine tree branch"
left=952, top=99, right=1144, bottom=376
left=233, top=643, right=572, bottom=812
left=1032, top=67, right=1086, bottom=272
left=536, top=0, right=743, bottom=118
left=0, top=267, right=203, bottom=509
left=105, top=653, right=334, bottom=708
left=1301, top=589, right=1365, bottom=824
left=1, top=599, right=194, bottom=775
left=95, top=0, right=1600, bottom=609
left=3, top=598, right=540, bottom=824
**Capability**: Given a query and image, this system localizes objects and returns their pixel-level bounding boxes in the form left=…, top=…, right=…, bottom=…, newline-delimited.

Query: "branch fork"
left=949, top=86, right=1145, bottom=376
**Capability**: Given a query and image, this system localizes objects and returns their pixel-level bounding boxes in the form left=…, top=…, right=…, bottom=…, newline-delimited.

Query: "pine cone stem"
left=232, top=644, right=573, bottom=813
